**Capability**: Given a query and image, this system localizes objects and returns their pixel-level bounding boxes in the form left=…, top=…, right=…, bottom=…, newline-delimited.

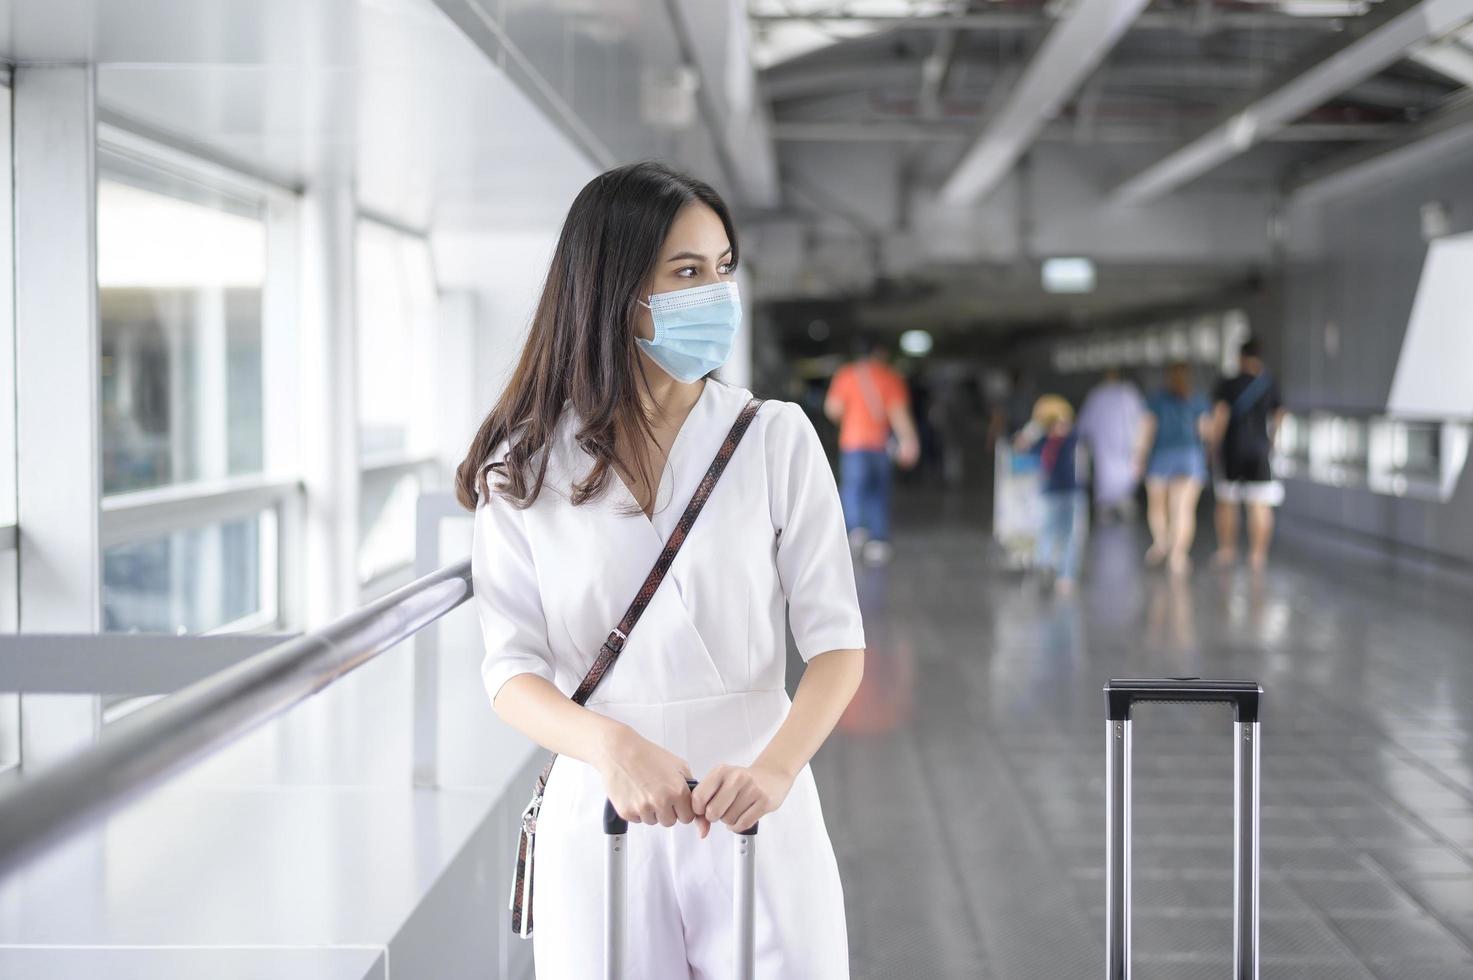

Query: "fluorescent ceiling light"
left=1042, top=257, right=1096, bottom=294
left=900, top=329, right=934, bottom=356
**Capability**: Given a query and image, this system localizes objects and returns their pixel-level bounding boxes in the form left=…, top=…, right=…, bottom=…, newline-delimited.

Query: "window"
left=98, top=175, right=267, bottom=495
left=356, top=219, right=437, bottom=461
left=0, top=81, right=16, bottom=775
left=102, top=510, right=277, bottom=633
left=96, top=134, right=288, bottom=634
left=356, top=218, right=439, bottom=585
left=1273, top=412, right=1309, bottom=479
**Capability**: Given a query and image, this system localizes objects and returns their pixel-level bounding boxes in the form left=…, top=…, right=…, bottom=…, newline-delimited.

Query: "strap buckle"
left=603, top=628, right=627, bottom=654
left=520, top=793, right=543, bottom=835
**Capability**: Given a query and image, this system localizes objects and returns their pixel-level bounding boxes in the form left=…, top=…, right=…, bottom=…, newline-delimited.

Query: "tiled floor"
left=811, top=489, right=1473, bottom=979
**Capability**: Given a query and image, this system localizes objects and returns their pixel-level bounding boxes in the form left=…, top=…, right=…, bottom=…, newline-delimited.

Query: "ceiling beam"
left=917, top=29, right=960, bottom=119
left=1111, top=0, right=1473, bottom=205
left=772, top=120, right=1407, bottom=142
left=1289, top=94, right=1473, bottom=201
left=937, top=0, right=1154, bottom=206
left=750, top=10, right=1350, bottom=31
left=1411, top=25, right=1473, bottom=86
left=763, top=60, right=1442, bottom=108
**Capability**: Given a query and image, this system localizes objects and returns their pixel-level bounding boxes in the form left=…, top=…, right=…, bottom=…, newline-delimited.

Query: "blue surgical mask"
left=636, top=280, right=742, bottom=383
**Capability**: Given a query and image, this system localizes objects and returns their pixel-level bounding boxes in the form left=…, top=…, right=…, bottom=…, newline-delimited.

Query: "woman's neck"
left=638, top=362, right=706, bottom=421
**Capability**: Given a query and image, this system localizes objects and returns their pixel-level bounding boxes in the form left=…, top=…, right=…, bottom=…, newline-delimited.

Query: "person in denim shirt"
left=1015, top=395, right=1089, bottom=596
left=1136, top=362, right=1211, bottom=575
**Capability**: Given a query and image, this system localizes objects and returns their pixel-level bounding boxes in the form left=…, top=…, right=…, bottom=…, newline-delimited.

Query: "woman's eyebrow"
left=664, top=246, right=733, bottom=263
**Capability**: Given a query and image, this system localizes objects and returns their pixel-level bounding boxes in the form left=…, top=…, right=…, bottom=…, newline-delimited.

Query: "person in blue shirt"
left=1014, top=395, right=1089, bottom=596
left=1135, top=362, right=1211, bottom=575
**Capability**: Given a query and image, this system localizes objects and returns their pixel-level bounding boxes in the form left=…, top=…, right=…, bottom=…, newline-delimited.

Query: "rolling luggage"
left=602, top=779, right=758, bottom=980
left=1104, top=678, right=1262, bottom=980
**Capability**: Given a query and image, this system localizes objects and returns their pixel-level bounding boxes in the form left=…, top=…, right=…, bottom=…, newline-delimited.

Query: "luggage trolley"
left=602, top=779, right=759, bottom=980
left=1104, top=678, right=1262, bottom=980
left=992, top=442, right=1042, bottom=569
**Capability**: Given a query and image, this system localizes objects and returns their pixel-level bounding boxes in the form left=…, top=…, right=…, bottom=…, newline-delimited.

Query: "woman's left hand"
left=691, top=763, right=794, bottom=836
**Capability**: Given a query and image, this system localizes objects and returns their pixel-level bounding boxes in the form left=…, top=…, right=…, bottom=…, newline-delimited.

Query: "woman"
left=456, top=162, right=865, bottom=978
left=1136, top=361, right=1211, bottom=575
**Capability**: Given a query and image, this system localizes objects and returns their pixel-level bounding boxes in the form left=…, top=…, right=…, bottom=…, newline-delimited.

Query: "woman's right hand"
left=595, top=723, right=710, bottom=835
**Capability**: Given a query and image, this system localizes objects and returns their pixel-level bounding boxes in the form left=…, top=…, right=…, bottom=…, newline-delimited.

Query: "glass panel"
left=0, top=86, right=15, bottom=774
left=0, top=88, right=14, bottom=532
left=102, top=509, right=277, bottom=633
left=98, top=178, right=266, bottom=495
left=1396, top=422, right=1441, bottom=477
left=1329, top=418, right=1368, bottom=466
left=359, top=469, right=420, bottom=583
left=1278, top=413, right=1309, bottom=459
left=356, top=220, right=437, bottom=461
left=0, top=548, right=17, bottom=775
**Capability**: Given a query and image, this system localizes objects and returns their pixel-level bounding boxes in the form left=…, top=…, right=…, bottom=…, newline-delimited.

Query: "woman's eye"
left=718, top=262, right=735, bottom=275
left=676, top=266, right=697, bottom=278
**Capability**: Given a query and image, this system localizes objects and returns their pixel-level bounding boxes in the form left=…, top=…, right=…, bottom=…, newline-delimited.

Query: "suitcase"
left=602, top=779, right=758, bottom=980
left=1104, top=678, right=1262, bottom=980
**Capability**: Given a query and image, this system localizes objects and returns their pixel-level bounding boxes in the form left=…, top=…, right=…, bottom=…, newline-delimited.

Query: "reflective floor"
left=813, top=487, right=1473, bottom=979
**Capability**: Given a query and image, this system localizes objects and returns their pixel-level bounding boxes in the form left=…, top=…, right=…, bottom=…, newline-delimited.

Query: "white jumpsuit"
left=471, top=379, right=865, bottom=979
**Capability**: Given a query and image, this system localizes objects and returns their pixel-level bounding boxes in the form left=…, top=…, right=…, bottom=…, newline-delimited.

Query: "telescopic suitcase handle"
left=1105, top=678, right=1263, bottom=980
left=602, top=778, right=758, bottom=980
left=1104, top=677, right=1261, bottom=722
left=602, top=778, right=760, bottom=835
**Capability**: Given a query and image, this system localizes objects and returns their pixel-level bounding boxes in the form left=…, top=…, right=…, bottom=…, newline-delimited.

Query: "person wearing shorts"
left=1136, top=362, right=1211, bottom=575
left=1211, top=339, right=1286, bottom=571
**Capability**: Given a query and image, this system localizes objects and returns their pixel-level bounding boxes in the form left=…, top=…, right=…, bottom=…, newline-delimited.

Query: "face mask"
left=636, top=280, right=742, bottom=383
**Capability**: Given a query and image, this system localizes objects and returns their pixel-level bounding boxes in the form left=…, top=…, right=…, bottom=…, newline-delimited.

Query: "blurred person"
left=1014, top=395, right=1089, bottom=596
left=1076, top=368, right=1146, bottom=523
left=1136, top=362, right=1211, bottom=575
left=1210, top=338, right=1286, bottom=572
left=824, top=337, right=921, bottom=565
left=458, top=162, right=863, bottom=978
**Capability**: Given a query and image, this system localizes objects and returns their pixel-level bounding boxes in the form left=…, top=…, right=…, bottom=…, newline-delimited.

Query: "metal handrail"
left=0, top=558, right=474, bottom=880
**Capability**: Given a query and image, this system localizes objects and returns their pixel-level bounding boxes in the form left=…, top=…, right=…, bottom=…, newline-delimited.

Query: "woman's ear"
left=633, top=285, right=656, bottom=342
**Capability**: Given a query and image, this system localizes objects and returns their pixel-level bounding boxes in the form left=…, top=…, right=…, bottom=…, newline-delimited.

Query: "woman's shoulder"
left=701, top=380, right=814, bottom=446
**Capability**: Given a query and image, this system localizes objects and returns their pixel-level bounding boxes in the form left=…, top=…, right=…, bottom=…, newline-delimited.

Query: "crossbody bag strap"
left=533, top=395, right=765, bottom=788
left=1230, top=371, right=1272, bottom=419
left=855, top=362, right=888, bottom=427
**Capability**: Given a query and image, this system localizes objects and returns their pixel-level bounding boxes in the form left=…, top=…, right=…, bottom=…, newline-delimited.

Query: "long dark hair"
left=453, top=162, right=739, bottom=512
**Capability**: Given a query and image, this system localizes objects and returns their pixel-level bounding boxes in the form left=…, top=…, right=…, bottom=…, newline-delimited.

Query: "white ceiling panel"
left=0, top=0, right=597, bottom=232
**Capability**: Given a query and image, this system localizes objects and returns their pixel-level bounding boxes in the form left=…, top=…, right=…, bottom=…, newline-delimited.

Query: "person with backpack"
left=1211, top=338, right=1286, bottom=571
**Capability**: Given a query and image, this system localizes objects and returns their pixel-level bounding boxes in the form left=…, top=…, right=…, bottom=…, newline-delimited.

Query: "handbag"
left=507, top=396, right=764, bottom=937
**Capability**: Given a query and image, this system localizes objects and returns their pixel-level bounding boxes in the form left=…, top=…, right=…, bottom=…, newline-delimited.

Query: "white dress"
left=471, top=378, right=865, bottom=979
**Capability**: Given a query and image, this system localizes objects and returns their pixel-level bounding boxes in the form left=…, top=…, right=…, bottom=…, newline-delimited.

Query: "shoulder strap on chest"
left=568, top=395, right=765, bottom=705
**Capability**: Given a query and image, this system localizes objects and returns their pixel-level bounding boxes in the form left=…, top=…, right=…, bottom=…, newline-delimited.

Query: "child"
left=1014, top=395, right=1090, bottom=595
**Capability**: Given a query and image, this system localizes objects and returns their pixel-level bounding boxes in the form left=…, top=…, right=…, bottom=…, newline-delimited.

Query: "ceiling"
left=746, top=0, right=1473, bottom=337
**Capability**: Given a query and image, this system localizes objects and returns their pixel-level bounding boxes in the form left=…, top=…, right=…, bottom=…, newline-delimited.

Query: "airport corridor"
left=814, top=492, right=1473, bottom=979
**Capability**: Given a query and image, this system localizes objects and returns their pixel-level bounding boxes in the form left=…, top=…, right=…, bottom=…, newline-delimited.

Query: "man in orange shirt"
left=824, top=338, right=920, bottom=564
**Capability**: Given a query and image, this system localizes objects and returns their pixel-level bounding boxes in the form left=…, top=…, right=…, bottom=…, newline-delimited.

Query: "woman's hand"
left=692, top=763, right=795, bottom=836
left=595, top=724, right=708, bottom=834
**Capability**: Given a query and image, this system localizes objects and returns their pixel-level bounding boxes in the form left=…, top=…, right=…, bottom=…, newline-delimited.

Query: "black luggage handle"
left=603, top=778, right=759, bottom=836
left=1104, top=678, right=1261, bottom=723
